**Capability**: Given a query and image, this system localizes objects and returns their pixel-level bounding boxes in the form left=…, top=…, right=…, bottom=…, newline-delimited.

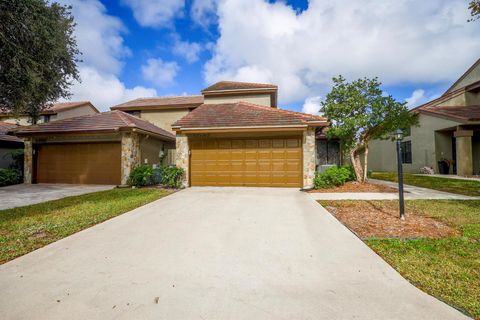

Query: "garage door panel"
left=190, top=137, right=302, bottom=187
left=36, top=142, right=121, bottom=185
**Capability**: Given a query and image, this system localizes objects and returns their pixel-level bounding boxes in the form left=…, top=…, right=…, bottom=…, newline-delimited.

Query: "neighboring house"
left=110, top=96, right=204, bottom=133
left=172, top=81, right=329, bottom=188
left=0, top=122, right=23, bottom=169
left=0, top=101, right=99, bottom=125
left=10, top=111, right=175, bottom=185
left=368, top=58, right=480, bottom=176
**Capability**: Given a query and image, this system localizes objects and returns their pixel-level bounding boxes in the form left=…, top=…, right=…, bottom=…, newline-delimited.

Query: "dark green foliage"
left=469, top=0, right=480, bottom=21
left=161, top=166, right=184, bottom=188
left=4, top=149, right=24, bottom=170
left=0, top=0, right=80, bottom=123
left=128, top=165, right=184, bottom=188
left=0, top=168, right=22, bottom=186
left=320, top=76, right=418, bottom=181
left=128, top=165, right=154, bottom=187
left=314, top=165, right=355, bottom=189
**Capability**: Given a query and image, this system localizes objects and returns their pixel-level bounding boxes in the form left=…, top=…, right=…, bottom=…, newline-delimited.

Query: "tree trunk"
left=363, top=142, right=369, bottom=182
left=350, top=147, right=364, bottom=183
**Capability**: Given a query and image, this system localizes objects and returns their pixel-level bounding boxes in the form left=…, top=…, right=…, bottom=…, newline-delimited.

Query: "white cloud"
left=57, top=0, right=157, bottom=111
left=204, top=0, right=480, bottom=104
left=405, top=89, right=440, bottom=108
left=141, top=58, right=180, bottom=87
left=173, top=39, right=202, bottom=63
left=122, top=0, right=184, bottom=28
left=69, top=67, right=157, bottom=108
left=191, top=0, right=219, bottom=28
left=302, top=96, right=322, bottom=115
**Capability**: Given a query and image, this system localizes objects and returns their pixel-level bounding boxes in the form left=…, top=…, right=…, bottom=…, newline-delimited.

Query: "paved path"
left=309, top=179, right=480, bottom=201
left=0, top=183, right=115, bottom=210
left=0, top=187, right=470, bottom=319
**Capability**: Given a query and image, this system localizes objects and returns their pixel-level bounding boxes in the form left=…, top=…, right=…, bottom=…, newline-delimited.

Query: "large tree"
left=0, top=0, right=80, bottom=123
left=469, top=0, right=480, bottom=21
left=321, top=76, right=417, bottom=183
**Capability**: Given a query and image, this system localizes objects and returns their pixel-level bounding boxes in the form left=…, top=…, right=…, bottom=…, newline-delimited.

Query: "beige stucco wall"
left=204, top=94, right=272, bottom=107
left=368, top=113, right=461, bottom=173
left=55, top=105, right=97, bottom=120
left=2, top=116, right=31, bottom=126
left=438, top=93, right=467, bottom=106
left=449, top=62, right=480, bottom=92
left=140, top=109, right=189, bottom=133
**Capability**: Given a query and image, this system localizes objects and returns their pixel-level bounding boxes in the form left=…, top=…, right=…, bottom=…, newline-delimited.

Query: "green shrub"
left=127, top=165, right=154, bottom=187
left=161, top=166, right=184, bottom=188
left=0, top=168, right=22, bottom=187
left=314, top=165, right=355, bottom=189
left=127, top=165, right=184, bottom=188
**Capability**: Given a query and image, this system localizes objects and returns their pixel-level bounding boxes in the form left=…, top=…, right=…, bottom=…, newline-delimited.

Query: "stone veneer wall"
left=175, top=133, right=189, bottom=187
left=121, top=132, right=141, bottom=185
left=303, top=128, right=316, bottom=189
left=23, top=138, right=33, bottom=183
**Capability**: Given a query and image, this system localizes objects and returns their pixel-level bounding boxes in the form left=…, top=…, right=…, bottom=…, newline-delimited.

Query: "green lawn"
left=371, top=172, right=480, bottom=196
left=0, top=188, right=170, bottom=264
left=365, top=200, right=480, bottom=319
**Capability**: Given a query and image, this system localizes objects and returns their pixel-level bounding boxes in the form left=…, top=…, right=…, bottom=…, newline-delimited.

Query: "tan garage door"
left=36, top=142, right=121, bottom=185
left=190, top=137, right=302, bottom=187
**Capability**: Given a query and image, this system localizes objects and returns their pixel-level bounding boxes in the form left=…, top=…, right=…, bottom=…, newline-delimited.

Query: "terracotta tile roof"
left=418, top=105, right=480, bottom=122
left=111, top=95, right=204, bottom=111
left=0, top=122, right=23, bottom=143
left=172, top=102, right=328, bottom=130
left=0, top=101, right=98, bottom=116
left=10, top=111, right=175, bottom=140
left=202, top=81, right=277, bottom=92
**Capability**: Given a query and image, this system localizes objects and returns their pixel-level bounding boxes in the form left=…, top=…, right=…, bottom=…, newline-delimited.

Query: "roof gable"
left=172, top=102, right=328, bottom=130
left=445, top=58, right=480, bottom=93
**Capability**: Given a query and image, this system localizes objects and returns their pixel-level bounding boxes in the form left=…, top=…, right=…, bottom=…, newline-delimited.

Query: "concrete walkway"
left=0, top=187, right=470, bottom=319
left=309, top=179, right=480, bottom=201
left=0, top=183, right=116, bottom=210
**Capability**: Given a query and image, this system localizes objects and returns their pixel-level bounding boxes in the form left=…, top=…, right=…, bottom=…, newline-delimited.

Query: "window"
left=400, top=141, right=412, bottom=164
left=42, top=115, right=51, bottom=123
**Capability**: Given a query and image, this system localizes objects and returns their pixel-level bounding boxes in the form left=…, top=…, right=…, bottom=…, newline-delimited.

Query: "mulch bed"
left=309, top=182, right=398, bottom=193
left=322, top=201, right=458, bottom=239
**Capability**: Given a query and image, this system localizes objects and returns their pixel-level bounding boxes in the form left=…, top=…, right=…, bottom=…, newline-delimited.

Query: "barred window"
left=401, top=141, right=412, bottom=164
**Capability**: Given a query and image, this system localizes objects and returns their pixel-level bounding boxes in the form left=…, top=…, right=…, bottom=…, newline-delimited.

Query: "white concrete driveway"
left=0, top=188, right=470, bottom=319
left=0, top=183, right=115, bottom=210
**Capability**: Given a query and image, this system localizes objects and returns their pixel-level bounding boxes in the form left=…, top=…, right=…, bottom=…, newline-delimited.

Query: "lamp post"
left=395, top=129, right=405, bottom=220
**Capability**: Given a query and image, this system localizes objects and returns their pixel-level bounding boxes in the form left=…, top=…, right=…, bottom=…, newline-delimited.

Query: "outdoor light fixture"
left=395, top=129, right=406, bottom=220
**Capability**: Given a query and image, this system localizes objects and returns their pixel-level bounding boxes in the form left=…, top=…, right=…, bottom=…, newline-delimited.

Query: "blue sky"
left=63, top=0, right=480, bottom=112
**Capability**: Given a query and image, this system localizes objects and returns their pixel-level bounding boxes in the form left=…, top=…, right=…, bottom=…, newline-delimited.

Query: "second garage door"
left=190, top=137, right=302, bottom=187
left=36, top=142, right=121, bottom=185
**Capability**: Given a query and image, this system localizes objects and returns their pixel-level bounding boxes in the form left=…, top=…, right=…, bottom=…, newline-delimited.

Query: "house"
left=10, top=111, right=175, bottom=185
left=0, top=122, right=23, bottom=169
left=368, top=58, right=480, bottom=176
left=0, top=101, right=99, bottom=125
left=171, top=81, right=329, bottom=188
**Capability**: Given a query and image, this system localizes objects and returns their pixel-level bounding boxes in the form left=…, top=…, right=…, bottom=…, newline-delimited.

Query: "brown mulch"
left=309, top=182, right=398, bottom=193
left=323, top=201, right=458, bottom=239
